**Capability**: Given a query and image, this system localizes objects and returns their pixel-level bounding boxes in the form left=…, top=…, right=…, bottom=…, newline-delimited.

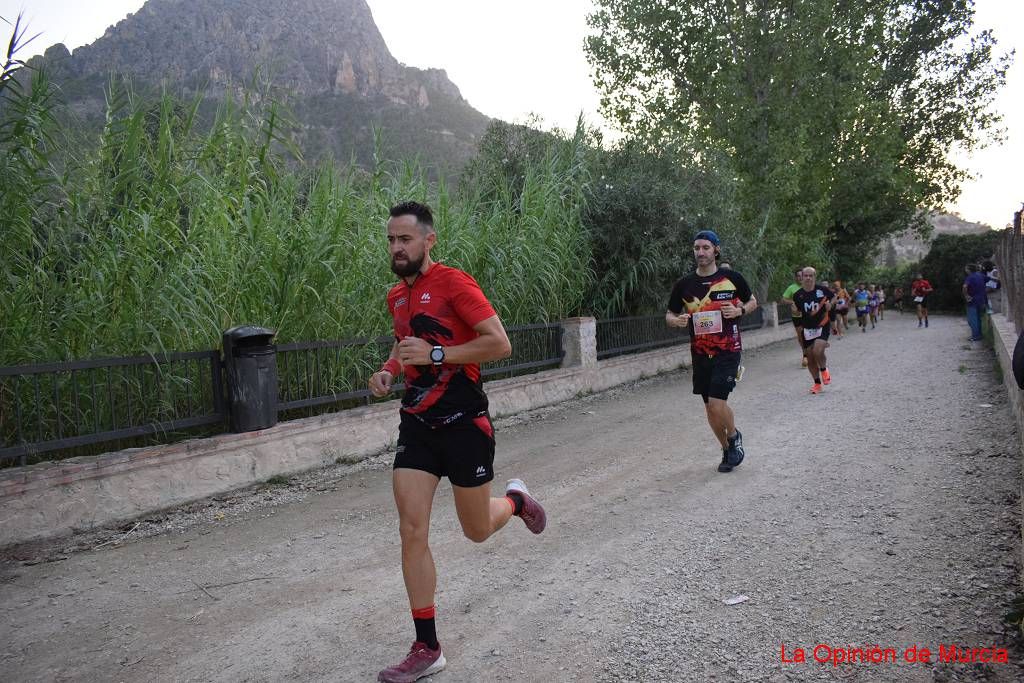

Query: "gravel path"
left=1, top=313, right=1021, bottom=682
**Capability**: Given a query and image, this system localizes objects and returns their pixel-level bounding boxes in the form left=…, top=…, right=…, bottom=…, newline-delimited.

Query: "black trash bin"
left=222, top=325, right=278, bottom=432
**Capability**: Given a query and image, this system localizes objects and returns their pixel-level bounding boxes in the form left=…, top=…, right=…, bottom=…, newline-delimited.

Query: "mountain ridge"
left=27, top=0, right=491, bottom=170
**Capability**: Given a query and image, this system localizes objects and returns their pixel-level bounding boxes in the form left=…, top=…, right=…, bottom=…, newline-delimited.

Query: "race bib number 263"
left=692, top=310, right=724, bottom=335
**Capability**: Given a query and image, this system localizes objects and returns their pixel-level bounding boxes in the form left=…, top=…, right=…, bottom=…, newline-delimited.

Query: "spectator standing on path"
left=368, top=201, right=547, bottom=683
left=962, top=263, right=988, bottom=342
left=877, top=284, right=886, bottom=320
left=781, top=268, right=808, bottom=367
left=792, top=267, right=835, bottom=394
left=666, top=230, right=758, bottom=473
left=912, top=273, right=934, bottom=328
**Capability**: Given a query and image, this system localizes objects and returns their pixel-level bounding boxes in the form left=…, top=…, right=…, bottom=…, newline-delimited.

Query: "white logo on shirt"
left=420, top=292, right=431, bottom=303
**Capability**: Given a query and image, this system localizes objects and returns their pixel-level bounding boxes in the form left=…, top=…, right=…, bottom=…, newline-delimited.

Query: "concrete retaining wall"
left=988, top=313, right=1024, bottom=580
left=0, top=321, right=794, bottom=548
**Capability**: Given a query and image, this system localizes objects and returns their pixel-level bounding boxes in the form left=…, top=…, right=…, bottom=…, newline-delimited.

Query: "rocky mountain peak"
left=52, top=0, right=466, bottom=109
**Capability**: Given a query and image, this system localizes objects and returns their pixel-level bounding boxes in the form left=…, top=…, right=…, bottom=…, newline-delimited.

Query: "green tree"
left=917, top=232, right=1000, bottom=311
left=585, top=0, right=1010, bottom=284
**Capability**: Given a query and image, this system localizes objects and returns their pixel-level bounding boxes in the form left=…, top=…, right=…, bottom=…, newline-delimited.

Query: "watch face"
left=430, top=347, right=444, bottom=363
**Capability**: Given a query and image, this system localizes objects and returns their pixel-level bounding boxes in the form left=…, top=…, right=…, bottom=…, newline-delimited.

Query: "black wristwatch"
left=429, top=345, right=445, bottom=366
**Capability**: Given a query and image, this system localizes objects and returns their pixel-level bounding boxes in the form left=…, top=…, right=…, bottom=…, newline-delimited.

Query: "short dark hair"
left=389, top=201, right=434, bottom=231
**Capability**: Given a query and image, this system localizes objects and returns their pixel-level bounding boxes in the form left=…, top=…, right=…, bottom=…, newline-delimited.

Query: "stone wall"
left=987, top=312, right=1024, bottom=581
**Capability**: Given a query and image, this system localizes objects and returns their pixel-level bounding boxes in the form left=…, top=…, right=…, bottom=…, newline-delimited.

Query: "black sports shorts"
left=691, top=350, right=741, bottom=403
left=801, top=325, right=830, bottom=348
left=394, top=413, right=495, bottom=487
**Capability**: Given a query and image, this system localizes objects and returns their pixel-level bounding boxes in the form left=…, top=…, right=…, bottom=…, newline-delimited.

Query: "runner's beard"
left=391, top=253, right=423, bottom=277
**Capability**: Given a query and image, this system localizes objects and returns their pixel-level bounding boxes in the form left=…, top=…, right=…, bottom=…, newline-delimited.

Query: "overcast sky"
left=2, top=0, right=1021, bottom=229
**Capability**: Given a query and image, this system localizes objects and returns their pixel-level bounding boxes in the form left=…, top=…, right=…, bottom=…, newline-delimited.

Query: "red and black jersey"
left=911, top=279, right=933, bottom=297
left=667, top=268, right=753, bottom=356
left=792, top=286, right=834, bottom=329
left=387, top=263, right=497, bottom=428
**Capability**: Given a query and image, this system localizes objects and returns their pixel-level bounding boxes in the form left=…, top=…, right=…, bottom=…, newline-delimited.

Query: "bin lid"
left=224, top=325, right=276, bottom=341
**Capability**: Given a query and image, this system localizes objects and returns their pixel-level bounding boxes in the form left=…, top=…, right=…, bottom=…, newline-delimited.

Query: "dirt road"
left=2, top=313, right=1021, bottom=682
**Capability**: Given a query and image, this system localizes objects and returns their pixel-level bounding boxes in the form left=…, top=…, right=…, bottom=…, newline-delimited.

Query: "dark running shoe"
left=378, top=641, right=446, bottom=683
left=727, top=430, right=745, bottom=467
left=506, top=479, right=547, bottom=534
left=718, top=449, right=733, bottom=473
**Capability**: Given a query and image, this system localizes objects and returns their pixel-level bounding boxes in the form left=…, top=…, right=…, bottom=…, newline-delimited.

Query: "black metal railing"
left=0, top=351, right=224, bottom=466
left=2, top=308, right=783, bottom=467
left=597, top=309, right=767, bottom=360
left=777, top=302, right=794, bottom=326
left=482, top=322, right=564, bottom=380
left=276, top=323, right=564, bottom=413
left=739, top=306, right=766, bottom=331
left=277, top=335, right=396, bottom=412
left=597, top=315, right=689, bottom=360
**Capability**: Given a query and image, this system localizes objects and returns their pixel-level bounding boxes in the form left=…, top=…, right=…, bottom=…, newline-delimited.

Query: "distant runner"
left=781, top=268, right=808, bottom=367
left=911, top=273, right=934, bottom=328
left=868, top=284, right=879, bottom=329
left=792, top=267, right=834, bottom=394
left=853, top=283, right=870, bottom=333
left=831, top=280, right=850, bottom=337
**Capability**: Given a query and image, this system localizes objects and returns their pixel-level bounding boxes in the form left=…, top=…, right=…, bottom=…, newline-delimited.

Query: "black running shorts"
left=801, top=325, right=830, bottom=348
left=691, top=350, right=741, bottom=403
left=394, top=413, right=495, bottom=487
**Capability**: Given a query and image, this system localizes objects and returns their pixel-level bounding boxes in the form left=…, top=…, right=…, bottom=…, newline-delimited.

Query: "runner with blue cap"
left=665, top=230, right=758, bottom=473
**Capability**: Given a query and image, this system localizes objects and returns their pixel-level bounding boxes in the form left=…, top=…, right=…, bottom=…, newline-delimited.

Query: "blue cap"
left=693, top=230, right=720, bottom=246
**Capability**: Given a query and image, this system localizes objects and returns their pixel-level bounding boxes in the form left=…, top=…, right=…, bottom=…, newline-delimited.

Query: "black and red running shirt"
left=667, top=268, right=753, bottom=356
left=387, top=263, right=497, bottom=427
left=911, top=279, right=933, bottom=297
left=792, top=286, right=835, bottom=330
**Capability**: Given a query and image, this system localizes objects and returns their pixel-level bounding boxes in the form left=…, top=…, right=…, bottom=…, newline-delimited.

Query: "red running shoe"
left=378, top=642, right=446, bottom=683
left=821, top=369, right=831, bottom=385
left=810, top=383, right=822, bottom=395
left=506, top=478, right=547, bottom=534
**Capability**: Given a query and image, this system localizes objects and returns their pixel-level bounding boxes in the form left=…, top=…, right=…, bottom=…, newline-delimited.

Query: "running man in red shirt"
left=911, top=273, right=934, bottom=328
left=369, top=202, right=547, bottom=683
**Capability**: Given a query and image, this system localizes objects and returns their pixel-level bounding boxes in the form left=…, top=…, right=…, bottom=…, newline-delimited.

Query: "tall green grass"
left=0, top=75, right=591, bottom=366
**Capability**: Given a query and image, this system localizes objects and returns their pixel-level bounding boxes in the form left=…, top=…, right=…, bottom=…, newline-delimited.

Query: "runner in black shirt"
left=792, top=267, right=835, bottom=394
left=666, top=230, right=758, bottom=472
